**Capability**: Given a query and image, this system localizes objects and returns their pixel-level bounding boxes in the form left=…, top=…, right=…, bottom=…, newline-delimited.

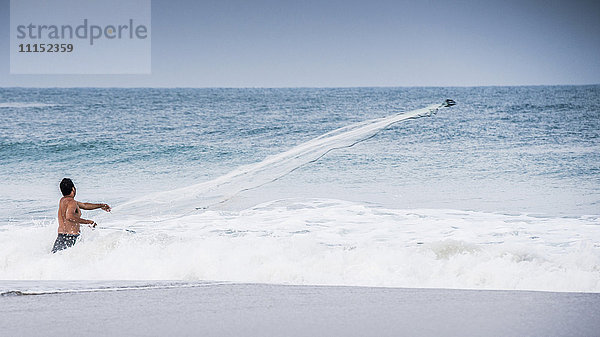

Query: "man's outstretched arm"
left=77, top=201, right=111, bottom=212
left=66, top=202, right=95, bottom=226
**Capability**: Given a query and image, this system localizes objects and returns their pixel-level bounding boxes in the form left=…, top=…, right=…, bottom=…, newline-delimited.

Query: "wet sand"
left=1, top=283, right=599, bottom=337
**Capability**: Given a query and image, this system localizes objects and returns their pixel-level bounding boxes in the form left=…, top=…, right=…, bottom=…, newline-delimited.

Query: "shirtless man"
left=52, top=178, right=111, bottom=253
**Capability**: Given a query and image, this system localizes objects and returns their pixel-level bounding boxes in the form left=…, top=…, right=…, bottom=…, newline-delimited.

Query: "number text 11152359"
left=18, top=44, right=74, bottom=52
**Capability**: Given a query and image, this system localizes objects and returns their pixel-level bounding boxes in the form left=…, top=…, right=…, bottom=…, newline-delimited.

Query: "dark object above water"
left=443, top=99, right=456, bottom=107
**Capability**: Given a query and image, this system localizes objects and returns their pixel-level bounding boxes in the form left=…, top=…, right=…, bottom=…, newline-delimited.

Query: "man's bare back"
left=57, top=196, right=107, bottom=234
left=53, top=178, right=111, bottom=252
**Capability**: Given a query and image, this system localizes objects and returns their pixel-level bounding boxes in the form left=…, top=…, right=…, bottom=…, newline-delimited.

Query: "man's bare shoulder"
left=60, top=197, right=77, bottom=206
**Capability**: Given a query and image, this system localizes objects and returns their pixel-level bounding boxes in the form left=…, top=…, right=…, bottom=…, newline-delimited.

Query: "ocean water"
left=0, top=86, right=599, bottom=293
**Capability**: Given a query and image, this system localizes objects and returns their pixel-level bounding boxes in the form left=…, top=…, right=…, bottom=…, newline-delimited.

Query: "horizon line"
left=1, top=83, right=599, bottom=89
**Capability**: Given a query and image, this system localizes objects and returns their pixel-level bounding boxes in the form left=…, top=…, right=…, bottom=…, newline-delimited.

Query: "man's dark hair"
left=60, top=178, right=75, bottom=196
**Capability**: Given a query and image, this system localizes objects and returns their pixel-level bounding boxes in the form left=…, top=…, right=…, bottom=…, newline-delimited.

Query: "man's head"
left=60, top=178, right=75, bottom=197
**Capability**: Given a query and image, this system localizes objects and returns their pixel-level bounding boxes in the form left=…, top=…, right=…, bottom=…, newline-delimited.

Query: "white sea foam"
left=0, top=280, right=222, bottom=296
left=0, top=102, right=57, bottom=108
left=2, top=199, right=598, bottom=293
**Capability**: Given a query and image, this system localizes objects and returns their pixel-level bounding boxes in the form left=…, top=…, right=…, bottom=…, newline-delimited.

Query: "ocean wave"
left=0, top=281, right=222, bottom=296
left=1, top=199, right=598, bottom=293
left=0, top=102, right=57, bottom=108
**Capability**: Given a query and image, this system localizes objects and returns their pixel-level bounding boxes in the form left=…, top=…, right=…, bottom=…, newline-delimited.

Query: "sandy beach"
left=2, top=283, right=599, bottom=337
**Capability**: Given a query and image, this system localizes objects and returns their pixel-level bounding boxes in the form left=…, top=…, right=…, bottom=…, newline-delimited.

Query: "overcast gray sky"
left=0, top=0, right=599, bottom=87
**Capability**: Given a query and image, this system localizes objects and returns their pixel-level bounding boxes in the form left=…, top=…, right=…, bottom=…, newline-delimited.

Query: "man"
left=52, top=178, right=111, bottom=253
